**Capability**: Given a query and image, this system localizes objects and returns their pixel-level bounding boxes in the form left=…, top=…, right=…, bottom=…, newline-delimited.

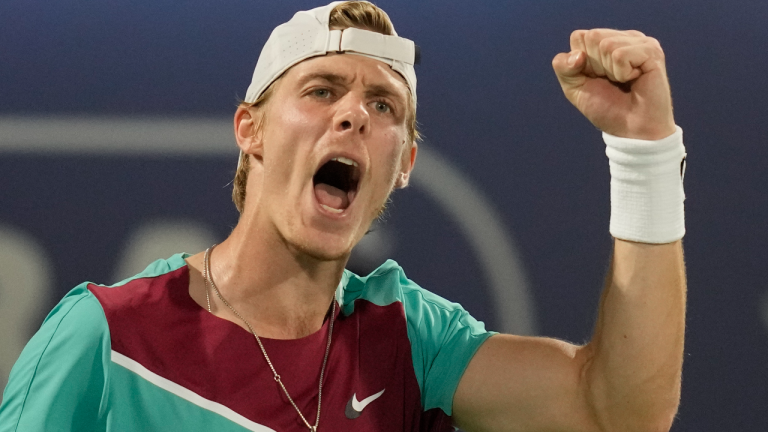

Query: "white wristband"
left=603, top=126, right=687, bottom=244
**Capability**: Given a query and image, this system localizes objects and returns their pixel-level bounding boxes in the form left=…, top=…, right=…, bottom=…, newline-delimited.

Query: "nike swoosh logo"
left=345, top=389, right=385, bottom=419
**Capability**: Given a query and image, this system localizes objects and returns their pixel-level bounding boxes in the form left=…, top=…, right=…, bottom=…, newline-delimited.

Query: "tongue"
left=314, top=183, right=349, bottom=210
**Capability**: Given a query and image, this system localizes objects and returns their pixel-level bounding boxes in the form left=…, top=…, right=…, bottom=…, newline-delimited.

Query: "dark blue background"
left=2, top=1, right=767, bottom=430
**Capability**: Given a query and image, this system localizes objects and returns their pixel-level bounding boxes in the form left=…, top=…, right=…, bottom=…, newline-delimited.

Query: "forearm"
left=583, top=238, right=686, bottom=432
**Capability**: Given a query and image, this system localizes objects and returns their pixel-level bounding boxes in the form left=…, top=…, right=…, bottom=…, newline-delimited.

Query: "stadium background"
left=1, top=0, right=766, bottom=430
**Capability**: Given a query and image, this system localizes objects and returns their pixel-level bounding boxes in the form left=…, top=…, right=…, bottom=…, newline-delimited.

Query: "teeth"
left=332, top=157, right=358, bottom=167
left=321, top=204, right=344, bottom=214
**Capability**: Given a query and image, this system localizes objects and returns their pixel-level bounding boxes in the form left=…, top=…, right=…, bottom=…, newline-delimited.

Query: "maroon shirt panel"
left=88, top=266, right=453, bottom=431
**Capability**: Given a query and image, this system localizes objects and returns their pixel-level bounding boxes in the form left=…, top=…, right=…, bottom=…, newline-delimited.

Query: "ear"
left=395, top=141, right=418, bottom=189
left=234, top=105, right=264, bottom=156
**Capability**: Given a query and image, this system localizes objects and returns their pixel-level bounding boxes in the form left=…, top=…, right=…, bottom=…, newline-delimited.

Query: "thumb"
left=552, top=50, right=586, bottom=81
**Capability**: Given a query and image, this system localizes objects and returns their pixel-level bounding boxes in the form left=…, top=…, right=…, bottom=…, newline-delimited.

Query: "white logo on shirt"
left=345, top=389, right=385, bottom=419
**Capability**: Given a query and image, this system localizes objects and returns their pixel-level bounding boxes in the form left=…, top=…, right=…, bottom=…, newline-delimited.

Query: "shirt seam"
left=91, top=295, right=111, bottom=419
left=92, top=254, right=188, bottom=289
left=365, top=267, right=465, bottom=314
left=10, top=293, right=92, bottom=431
left=365, top=266, right=482, bottom=415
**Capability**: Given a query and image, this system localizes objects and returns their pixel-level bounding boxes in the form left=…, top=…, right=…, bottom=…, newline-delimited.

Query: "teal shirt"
left=0, top=256, right=495, bottom=431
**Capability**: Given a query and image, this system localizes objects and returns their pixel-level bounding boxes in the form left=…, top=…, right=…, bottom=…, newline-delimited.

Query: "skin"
left=189, top=28, right=685, bottom=432
left=185, top=52, right=416, bottom=339
left=452, top=30, right=685, bottom=432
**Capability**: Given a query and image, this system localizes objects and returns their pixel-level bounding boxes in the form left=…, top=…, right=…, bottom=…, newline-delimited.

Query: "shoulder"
left=339, top=260, right=493, bottom=365
left=37, top=283, right=110, bottom=350
left=87, top=253, right=190, bottom=313
left=0, top=285, right=111, bottom=429
left=85, top=253, right=200, bottom=359
left=339, top=259, right=480, bottom=327
left=341, top=260, right=495, bottom=415
left=5, top=281, right=113, bottom=393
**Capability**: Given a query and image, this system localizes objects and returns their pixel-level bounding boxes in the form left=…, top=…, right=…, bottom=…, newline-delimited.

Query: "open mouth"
left=313, top=157, right=361, bottom=214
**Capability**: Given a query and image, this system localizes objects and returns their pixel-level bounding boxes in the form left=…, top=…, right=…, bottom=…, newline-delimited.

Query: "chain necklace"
left=203, top=245, right=335, bottom=432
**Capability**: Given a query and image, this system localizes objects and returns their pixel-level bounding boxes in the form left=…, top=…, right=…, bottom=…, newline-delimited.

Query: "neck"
left=192, top=213, right=348, bottom=340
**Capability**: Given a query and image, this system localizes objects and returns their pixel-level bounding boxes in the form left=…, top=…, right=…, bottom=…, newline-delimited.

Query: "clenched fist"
left=552, top=29, right=676, bottom=140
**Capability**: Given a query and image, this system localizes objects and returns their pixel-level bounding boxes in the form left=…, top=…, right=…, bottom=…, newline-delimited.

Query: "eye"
left=312, top=88, right=331, bottom=98
left=373, top=101, right=391, bottom=114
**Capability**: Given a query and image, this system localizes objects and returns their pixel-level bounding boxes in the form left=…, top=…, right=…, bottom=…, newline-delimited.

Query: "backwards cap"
left=244, top=1, right=418, bottom=106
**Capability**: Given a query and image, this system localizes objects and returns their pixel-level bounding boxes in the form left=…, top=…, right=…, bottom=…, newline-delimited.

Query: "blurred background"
left=1, top=0, right=766, bottom=430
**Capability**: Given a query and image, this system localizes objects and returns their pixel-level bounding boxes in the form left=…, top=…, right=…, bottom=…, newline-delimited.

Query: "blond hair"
left=232, top=1, right=419, bottom=213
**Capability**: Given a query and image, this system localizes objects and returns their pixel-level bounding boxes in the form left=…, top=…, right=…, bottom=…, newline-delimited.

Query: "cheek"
left=372, top=131, right=408, bottom=187
left=262, top=102, right=326, bottom=172
left=384, top=127, right=409, bottom=167
left=278, top=100, right=316, bottom=130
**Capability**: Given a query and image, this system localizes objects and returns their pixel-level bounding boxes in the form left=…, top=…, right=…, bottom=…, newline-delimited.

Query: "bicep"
left=452, top=334, right=600, bottom=432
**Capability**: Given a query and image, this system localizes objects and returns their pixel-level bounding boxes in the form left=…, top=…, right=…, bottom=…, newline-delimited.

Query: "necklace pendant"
left=309, top=427, right=316, bottom=432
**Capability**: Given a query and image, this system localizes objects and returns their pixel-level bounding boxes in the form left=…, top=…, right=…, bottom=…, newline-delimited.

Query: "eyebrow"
left=365, top=84, right=405, bottom=104
left=298, top=71, right=407, bottom=106
left=298, top=72, right=351, bottom=87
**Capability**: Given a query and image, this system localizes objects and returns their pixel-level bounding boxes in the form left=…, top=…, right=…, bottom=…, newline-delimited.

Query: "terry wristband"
left=603, top=126, right=687, bottom=244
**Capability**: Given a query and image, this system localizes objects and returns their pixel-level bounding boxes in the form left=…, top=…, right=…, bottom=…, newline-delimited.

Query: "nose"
left=333, top=93, right=370, bottom=136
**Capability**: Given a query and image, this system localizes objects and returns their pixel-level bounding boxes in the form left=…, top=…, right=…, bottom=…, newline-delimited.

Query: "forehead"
left=281, top=53, right=410, bottom=97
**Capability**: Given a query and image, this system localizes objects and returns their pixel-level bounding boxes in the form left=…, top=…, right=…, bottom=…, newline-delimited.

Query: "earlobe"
left=395, top=172, right=410, bottom=189
left=395, top=142, right=418, bottom=189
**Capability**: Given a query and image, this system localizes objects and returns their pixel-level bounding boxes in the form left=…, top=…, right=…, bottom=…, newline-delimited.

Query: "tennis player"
left=0, top=2, right=686, bottom=431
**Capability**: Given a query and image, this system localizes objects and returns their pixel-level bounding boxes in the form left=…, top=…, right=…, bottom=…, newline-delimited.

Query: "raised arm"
left=452, top=29, right=686, bottom=432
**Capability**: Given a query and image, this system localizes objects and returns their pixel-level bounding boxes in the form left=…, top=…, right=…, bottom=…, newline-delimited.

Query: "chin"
left=302, top=248, right=349, bottom=262
left=290, top=230, right=358, bottom=262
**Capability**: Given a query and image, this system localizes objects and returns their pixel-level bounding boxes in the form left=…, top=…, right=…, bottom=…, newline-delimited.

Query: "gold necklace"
left=203, top=245, right=335, bottom=432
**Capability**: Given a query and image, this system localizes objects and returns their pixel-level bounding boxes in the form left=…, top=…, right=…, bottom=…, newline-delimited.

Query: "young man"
left=0, top=2, right=686, bottom=431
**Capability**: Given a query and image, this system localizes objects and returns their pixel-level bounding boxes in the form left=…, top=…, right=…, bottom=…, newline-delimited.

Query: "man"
left=0, top=2, right=686, bottom=431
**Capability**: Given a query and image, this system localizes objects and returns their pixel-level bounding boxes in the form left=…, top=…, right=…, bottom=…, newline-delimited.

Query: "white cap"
left=244, top=1, right=418, bottom=106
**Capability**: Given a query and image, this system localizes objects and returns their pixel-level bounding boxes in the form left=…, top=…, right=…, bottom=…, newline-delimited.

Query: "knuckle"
left=570, top=29, right=586, bottom=43
left=599, top=37, right=615, bottom=52
left=596, top=28, right=620, bottom=39
left=646, top=37, right=665, bottom=58
left=611, top=48, right=626, bottom=62
left=584, top=29, right=601, bottom=44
